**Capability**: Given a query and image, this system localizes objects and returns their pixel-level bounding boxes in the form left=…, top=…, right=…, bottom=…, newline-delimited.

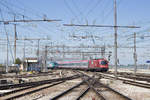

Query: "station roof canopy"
left=25, top=58, right=38, bottom=63
left=146, top=61, right=150, bottom=63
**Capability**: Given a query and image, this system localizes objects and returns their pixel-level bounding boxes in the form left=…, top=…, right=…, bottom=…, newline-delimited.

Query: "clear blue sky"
left=0, top=0, right=150, bottom=65
left=14, top=0, right=150, bottom=25
left=2, top=0, right=150, bottom=25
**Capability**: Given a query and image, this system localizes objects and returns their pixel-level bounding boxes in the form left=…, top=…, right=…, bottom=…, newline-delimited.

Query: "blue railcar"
left=27, top=66, right=41, bottom=72
left=47, top=62, right=59, bottom=69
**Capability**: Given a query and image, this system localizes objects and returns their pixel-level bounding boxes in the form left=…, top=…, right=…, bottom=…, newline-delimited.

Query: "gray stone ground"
left=1, top=69, right=150, bottom=100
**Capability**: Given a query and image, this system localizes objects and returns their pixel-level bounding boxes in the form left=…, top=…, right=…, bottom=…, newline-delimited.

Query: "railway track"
left=50, top=80, right=86, bottom=100
left=49, top=71, right=133, bottom=100
left=1, top=69, right=149, bottom=100
left=97, top=72, right=150, bottom=89
left=0, top=81, right=65, bottom=100
left=50, top=68, right=150, bottom=90
left=0, top=74, right=82, bottom=100
left=0, top=72, right=59, bottom=79
left=107, top=71, right=150, bottom=82
left=110, top=71, right=150, bottom=77
left=76, top=71, right=132, bottom=100
left=50, top=67, right=150, bottom=82
left=0, top=74, right=81, bottom=90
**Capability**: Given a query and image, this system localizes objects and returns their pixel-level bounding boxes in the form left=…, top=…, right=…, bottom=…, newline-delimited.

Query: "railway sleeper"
left=0, top=74, right=81, bottom=90
left=75, top=87, right=90, bottom=100
left=123, top=81, right=150, bottom=89
left=79, top=72, right=133, bottom=100
left=50, top=80, right=85, bottom=100
left=0, top=81, right=65, bottom=100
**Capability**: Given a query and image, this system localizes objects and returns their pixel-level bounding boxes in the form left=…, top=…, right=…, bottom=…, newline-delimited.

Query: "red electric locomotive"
left=88, top=58, right=109, bottom=72
left=54, top=58, right=109, bottom=72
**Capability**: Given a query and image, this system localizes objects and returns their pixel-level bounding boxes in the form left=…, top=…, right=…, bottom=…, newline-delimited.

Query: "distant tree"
left=15, top=58, right=22, bottom=65
left=0, top=64, right=3, bottom=67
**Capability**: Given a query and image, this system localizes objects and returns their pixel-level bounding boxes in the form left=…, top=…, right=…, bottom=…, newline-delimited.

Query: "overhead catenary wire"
left=86, top=0, right=103, bottom=17
left=63, top=0, right=81, bottom=24
left=71, top=0, right=103, bottom=23
left=0, top=0, right=62, bottom=64
left=0, top=0, right=61, bottom=38
left=0, top=8, right=14, bottom=70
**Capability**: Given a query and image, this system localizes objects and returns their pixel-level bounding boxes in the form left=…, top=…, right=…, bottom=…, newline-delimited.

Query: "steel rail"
left=0, top=73, right=59, bottom=79
left=0, top=74, right=81, bottom=90
left=123, top=81, right=150, bottom=89
left=76, top=71, right=132, bottom=100
left=75, top=87, right=90, bottom=100
left=82, top=76, right=106, bottom=100
left=120, top=75, right=150, bottom=82
left=50, top=81, right=85, bottom=100
left=97, top=82, right=132, bottom=100
left=0, top=81, right=65, bottom=97
left=1, top=81, right=64, bottom=100
left=75, top=71, right=106, bottom=100
left=98, top=72, right=150, bottom=89
left=106, top=72, right=150, bottom=81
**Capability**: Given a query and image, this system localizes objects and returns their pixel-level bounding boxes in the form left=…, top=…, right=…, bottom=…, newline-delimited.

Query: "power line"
left=86, top=0, right=103, bottom=17
left=0, top=8, right=14, bottom=72
left=101, top=0, right=122, bottom=24
left=63, top=0, right=81, bottom=24
left=0, top=10, right=14, bottom=61
left=63, top=0, right=140, bottom=78
left=94, top=0, right=111, bottom=23
left=63, top=24, right=140, bottom=28
left=0, top=0, right=61, bottom=38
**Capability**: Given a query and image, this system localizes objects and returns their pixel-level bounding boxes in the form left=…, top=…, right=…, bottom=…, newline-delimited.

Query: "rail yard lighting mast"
left=0, top=17, right=61, bottom=72
left=127, top=32, right=138, bottom=75
left=114, top=0, right=118, bottom=77
left=134, top=33, right=137, bottom=74
left=63, top=0, right=140, bottom=77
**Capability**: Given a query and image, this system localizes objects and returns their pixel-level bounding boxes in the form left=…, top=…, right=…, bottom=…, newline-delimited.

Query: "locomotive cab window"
left=100, top=61, right=107, bottom=65
left=91, top=61, right=94, bottom=64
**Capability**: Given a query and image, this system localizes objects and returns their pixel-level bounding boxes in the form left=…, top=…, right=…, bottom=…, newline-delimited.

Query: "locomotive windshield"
left=100, top=61, right=107, bottom=65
